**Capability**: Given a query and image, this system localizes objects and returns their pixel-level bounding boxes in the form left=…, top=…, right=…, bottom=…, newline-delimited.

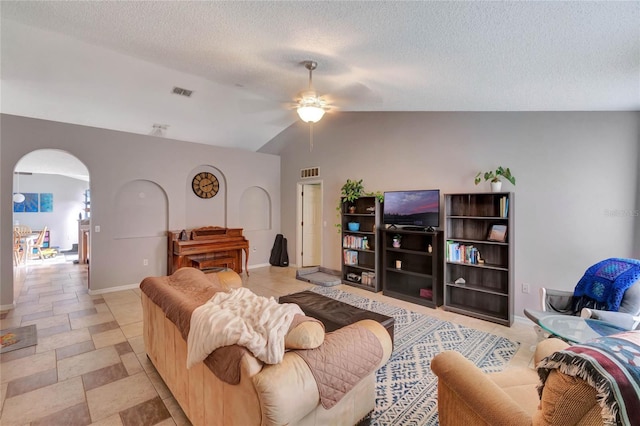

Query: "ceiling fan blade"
left=236, top=98, right=280, bottom=114
left=326, top=82, right=382, bottom=108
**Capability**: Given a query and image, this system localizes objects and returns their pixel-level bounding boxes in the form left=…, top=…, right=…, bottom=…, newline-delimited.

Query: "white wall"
left=1, top=114, right=280, bottom=307
left=12, top=173, right=89, bottom=251
left=263, top=111, right=640, bottom=319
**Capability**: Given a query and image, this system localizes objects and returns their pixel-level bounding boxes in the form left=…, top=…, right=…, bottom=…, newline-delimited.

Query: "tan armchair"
left=431, top=338, right=603, bottom=425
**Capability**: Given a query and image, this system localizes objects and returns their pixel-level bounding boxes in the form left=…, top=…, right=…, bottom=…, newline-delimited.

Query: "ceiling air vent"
left=300, top=167, right=319, bottom=179
left=172, top=86, right=193, bottom=97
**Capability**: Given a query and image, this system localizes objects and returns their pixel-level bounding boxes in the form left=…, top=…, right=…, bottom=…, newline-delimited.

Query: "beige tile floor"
left=1, top=258, right=538, bottom=425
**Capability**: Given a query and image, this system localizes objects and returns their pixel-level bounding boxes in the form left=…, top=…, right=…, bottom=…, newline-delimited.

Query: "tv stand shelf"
left=381, top=229, right=443, bottom=308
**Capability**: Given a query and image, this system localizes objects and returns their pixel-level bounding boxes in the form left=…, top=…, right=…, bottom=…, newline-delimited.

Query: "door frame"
left=296, top=180, right=323, bottom=268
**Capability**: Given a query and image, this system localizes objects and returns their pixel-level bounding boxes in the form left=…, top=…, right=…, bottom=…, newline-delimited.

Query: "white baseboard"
left=248, top=263, right=272, bottom=269
left=88, top=283, right=139, bottom=296
left=514, top=314, right=534, bottom=325
left=0, top=301, right=17, bottom=311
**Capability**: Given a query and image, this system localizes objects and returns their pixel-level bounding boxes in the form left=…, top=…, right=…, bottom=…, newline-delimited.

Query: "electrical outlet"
left=252, top=247, right=257, bottom=252
left=143, top=259, right=148, bottom=266
left=522, top=283, right=530, bottom=294
left=94, top=225, right=101, bottom=233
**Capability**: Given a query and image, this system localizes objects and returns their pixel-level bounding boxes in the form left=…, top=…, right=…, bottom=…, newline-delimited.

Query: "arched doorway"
left=12, top=149, right=90, bottom=272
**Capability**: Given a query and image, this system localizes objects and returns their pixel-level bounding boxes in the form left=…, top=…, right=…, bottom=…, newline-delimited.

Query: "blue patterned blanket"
left=537, top=331, right=640, bottom=425
left=572, top=258, right=640, bottom=313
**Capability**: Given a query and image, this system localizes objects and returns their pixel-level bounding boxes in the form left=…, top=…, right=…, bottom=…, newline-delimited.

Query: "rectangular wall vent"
left=172, top=86, right=193, bottom=97
left=300, top=167, right=320, bottom=179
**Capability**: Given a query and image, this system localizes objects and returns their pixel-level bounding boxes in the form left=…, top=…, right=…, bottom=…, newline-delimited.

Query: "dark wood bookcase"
left=443, top=192, right=514, bottom=326
left=341, top=196, right=381, bottom=292
left=381, top=228, right=443, bottom=308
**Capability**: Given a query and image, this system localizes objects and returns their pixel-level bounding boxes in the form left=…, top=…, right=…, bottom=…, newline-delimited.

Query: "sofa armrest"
left=253, top=351, right=321, bottom=426
left=252, top=319, right=391, bottom=426
left=431, top=350, right=532, bottom=426
left=353, top=319, right=393, bottom=366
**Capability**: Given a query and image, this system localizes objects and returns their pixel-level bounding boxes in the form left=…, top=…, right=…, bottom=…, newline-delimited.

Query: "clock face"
left=192, top=172, right=219, bottom=199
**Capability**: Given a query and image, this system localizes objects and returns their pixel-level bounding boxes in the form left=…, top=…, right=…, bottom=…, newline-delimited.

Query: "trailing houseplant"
left=335, top=180, right=384, bottom=232
left=341, top=179, right=364, bottom=205
left=474, top=166, right=516, bottom=192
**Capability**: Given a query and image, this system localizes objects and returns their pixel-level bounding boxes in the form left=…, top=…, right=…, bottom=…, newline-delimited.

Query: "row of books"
left=345, top=271, right=376, bottom=286
left=499, top=196, right=509, bottom=218
left=342, top=235, right=370, bottom=250
left=343, top=250, right=358, bottom=265
left=446, top=241, right=482, bottom=264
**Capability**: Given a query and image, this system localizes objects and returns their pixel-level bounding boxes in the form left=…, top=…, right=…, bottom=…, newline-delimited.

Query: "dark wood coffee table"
left=279, top=290, right=395, bottom=345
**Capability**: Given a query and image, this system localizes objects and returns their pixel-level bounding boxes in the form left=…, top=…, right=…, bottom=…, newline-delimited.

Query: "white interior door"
left=302, top=183, right=322, bottom=267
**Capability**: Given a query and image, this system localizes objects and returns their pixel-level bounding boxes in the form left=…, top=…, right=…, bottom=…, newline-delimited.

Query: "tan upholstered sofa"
left=431, top=338, right=605, bottom=425
left=141, top=268, right=393, bottom=426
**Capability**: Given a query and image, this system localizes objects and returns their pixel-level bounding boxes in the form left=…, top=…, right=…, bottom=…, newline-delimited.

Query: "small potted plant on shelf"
left=341, top=179, right=364, bottom=211
left=474, top=166, right=516, bottom=192
left=335, top=180, right=384, bottom=233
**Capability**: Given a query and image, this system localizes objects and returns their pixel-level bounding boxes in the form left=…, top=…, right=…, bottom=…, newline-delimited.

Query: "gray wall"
left=265, top=111, right=640, bottom=318
left=1, top=114, right=280, bottom=308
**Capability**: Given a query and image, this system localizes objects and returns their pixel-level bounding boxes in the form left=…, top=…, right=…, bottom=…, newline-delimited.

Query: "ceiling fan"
left=296, top=60, right=331, bottom=124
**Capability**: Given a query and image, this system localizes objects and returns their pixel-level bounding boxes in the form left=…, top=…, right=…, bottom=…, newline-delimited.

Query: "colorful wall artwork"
left=13, top=193, right=53, bottom=213
left=39, top=193, right=53, bottom=212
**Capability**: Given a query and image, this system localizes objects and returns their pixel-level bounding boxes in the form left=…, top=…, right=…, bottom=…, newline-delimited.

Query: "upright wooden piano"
left=167, top=226, right=249, bottom=275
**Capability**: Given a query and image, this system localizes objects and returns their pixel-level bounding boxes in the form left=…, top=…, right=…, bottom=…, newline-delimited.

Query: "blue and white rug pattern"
left=309, top=286, right=520, bottom=425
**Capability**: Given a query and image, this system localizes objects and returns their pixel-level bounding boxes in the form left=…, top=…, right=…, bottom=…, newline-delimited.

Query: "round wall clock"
left=192, top=172, right=219, bottom=199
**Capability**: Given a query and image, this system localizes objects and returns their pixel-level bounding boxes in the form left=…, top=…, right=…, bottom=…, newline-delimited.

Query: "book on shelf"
left=446, top=240, right=481, bottom=264
left=342, top=235, right=370, bottom=250
left=499, top=196, right=509, bottom=218
left=343, top=249, right=358, bottom=265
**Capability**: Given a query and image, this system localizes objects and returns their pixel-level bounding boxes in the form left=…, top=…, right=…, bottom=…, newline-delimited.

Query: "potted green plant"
left=335, top=180, right=384, bottom=232
left=474, top=167, right=516, bottom=192
left=341, top=179, right=364, bottom=209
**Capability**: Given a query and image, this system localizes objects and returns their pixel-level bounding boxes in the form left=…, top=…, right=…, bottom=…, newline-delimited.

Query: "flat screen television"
left=383, top=189, right=440, bottom=231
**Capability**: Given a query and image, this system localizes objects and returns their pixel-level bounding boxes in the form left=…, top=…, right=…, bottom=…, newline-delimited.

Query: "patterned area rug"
left=0, top=324, right=37, bottom=354
left=309, top=287, right=520, bottom=425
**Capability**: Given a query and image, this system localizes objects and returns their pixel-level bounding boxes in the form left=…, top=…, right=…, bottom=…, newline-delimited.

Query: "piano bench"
left=191, top=256, right=236, bottom=272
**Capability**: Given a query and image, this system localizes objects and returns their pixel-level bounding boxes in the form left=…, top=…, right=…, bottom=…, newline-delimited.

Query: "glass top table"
left=539, top=315, right=627, bottom=344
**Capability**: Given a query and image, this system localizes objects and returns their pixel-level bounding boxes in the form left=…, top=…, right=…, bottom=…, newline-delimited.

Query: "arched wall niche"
left=186, top=165, right=226, bottom=228
left=114, top=180, right=168, bottom=239
left=239, top=186, right=271, bottom=231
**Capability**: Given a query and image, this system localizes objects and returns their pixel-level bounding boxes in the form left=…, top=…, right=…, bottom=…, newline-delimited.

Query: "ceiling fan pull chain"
left=309, top=123, right=314, bottom=151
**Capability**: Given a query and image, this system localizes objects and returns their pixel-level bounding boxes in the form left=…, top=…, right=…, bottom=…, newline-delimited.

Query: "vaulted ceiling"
left=2, top=1, right=639, bottom=154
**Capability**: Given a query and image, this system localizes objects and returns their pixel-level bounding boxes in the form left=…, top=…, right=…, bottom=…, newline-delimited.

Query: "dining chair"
left=30, top=226, right=48, bottom=260
left=13, top=224, right=32, bottom=236
left=13, top=231, right=24, bottom=265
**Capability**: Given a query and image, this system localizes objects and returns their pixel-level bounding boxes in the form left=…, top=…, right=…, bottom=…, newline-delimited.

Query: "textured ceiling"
left=2, top=1, right=639, bottom=154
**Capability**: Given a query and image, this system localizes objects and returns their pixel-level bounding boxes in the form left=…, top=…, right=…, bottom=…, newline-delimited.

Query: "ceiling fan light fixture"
left=296, top=61, right=328, bottom=124
left=297, top=106, right=325, bottom=123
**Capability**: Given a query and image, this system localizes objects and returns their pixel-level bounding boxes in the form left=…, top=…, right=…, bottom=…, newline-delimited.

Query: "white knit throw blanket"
left=186, top=287, right=304, bottom=368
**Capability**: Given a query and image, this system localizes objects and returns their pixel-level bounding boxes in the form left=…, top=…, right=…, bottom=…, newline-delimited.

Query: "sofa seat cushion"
left=488, top=367, right=540, bottom=417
